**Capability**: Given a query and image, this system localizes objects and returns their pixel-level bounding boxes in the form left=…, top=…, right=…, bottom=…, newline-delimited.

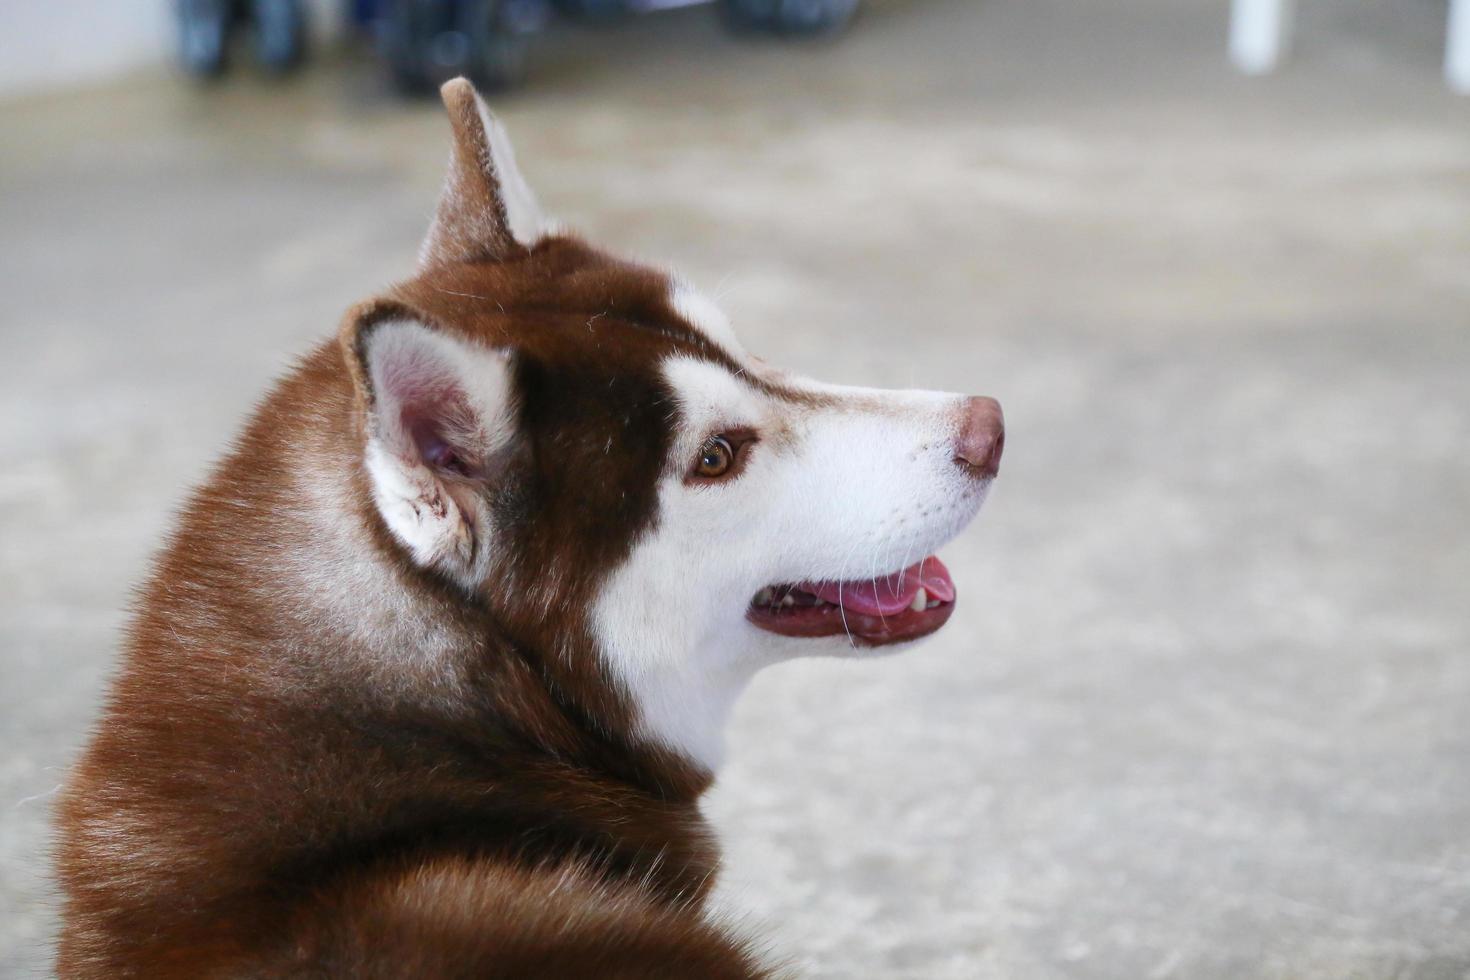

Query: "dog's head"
left=343, top=81, right=1003, bottom=767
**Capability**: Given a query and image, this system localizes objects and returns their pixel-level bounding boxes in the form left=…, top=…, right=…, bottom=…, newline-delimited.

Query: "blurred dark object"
left=721, top=0, right=859, bottom=35
left=176, top=0, right=307, bottom=78
left=175, top=0, right=861, bottom=91
left=553, top=0, right=627, bottom=22
left=381, top=0, right=549, bottom=93
left=374, top=0, right=861, bottom=93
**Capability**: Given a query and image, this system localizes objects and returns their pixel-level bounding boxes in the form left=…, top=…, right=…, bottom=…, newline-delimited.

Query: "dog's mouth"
left=746, top=557, right=957, bottom=646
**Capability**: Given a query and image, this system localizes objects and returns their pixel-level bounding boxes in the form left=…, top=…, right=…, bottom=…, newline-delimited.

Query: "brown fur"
left=55, top=83, right=776, bottom=978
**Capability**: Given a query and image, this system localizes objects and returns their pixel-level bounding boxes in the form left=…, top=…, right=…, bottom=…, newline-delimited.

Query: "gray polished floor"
left=3, top=1, right=1469, bottom=976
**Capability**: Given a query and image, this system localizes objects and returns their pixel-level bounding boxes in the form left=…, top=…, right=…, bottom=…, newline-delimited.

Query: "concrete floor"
left=4, top=1, right=1470, bottom=976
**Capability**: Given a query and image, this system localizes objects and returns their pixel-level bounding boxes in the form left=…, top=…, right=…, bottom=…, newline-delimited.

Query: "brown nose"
left=954, top=396, right=1004, bottom=479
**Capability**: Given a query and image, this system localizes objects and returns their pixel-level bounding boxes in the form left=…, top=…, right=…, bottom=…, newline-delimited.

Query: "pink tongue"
left=805, top=557, right=955, bottom=616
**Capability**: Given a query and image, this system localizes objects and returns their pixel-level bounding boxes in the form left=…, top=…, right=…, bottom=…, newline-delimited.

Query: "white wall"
left=0, top=2, right=172, bottom=97
left=0, top=0, right=338, bottom=99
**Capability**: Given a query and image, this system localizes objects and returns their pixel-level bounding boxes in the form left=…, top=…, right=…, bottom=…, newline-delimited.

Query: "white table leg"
left=1230, top=0, right=1295, bottom=75
left=1449, top=0, right=1470, bottom=93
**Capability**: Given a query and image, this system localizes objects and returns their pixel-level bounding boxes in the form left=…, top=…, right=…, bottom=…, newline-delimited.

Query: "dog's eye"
left=694, top=436, right=735, bottom=479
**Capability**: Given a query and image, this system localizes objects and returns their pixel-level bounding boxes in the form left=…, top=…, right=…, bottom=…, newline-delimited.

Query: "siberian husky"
left=55, top=78, right=1004, bottom=977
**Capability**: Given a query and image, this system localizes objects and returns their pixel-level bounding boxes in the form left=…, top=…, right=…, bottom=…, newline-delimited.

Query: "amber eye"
left=694, top=436, right=734, bottom=479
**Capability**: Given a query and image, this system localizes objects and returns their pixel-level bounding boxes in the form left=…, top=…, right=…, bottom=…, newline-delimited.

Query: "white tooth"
left=755, top=588, right=774, bottom=606
left=927, top=600, right=941, bottom=609
left=781, top=594, right=796, bottom=607
left=813, top=597, right=826, bottom=606
left=910, top=587, right=927, bottom=613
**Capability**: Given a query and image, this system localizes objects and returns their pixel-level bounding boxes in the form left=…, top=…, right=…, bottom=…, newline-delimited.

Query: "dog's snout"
left=953, top=396, right=1004, bottom=479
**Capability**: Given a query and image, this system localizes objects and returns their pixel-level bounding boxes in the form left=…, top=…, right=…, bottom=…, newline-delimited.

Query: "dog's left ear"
left=419, top=77, right=548, bottom=270
left=342, top=304, right=518, bottom=587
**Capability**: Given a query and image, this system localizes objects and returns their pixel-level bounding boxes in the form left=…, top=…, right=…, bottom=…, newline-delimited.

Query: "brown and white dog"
left=54, top=79, right=1004, bottom=978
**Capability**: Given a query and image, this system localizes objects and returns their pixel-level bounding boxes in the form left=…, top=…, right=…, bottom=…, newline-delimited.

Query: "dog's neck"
left=284, top=347, right=721, bottom=808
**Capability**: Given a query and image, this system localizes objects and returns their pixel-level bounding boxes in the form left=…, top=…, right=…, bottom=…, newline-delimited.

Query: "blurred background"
left=3, top=1, right=1469, bottom=977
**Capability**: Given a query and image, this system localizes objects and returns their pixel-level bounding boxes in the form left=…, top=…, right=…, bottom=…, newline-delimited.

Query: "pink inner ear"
left=408, top=416, right=470, bottom=477
left=377, top=348, right=480, bottom=477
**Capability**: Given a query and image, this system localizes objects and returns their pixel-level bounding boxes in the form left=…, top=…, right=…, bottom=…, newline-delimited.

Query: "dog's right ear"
left=342, top=306, right=517, bottom=587
left=419, top=77, right=548, bottom=270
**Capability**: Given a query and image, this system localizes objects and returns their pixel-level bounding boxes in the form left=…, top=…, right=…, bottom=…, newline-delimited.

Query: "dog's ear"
left=419, top=77, right=548, bottom=270
left=342, top=306, right=517, bottom=585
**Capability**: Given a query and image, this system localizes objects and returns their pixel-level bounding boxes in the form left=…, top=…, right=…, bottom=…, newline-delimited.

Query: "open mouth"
left=746, top=557, right=957, bottom=647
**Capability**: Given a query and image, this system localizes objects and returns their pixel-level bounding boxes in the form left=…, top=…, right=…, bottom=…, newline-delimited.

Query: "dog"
left=54, top=78, right=1004, bottom=977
